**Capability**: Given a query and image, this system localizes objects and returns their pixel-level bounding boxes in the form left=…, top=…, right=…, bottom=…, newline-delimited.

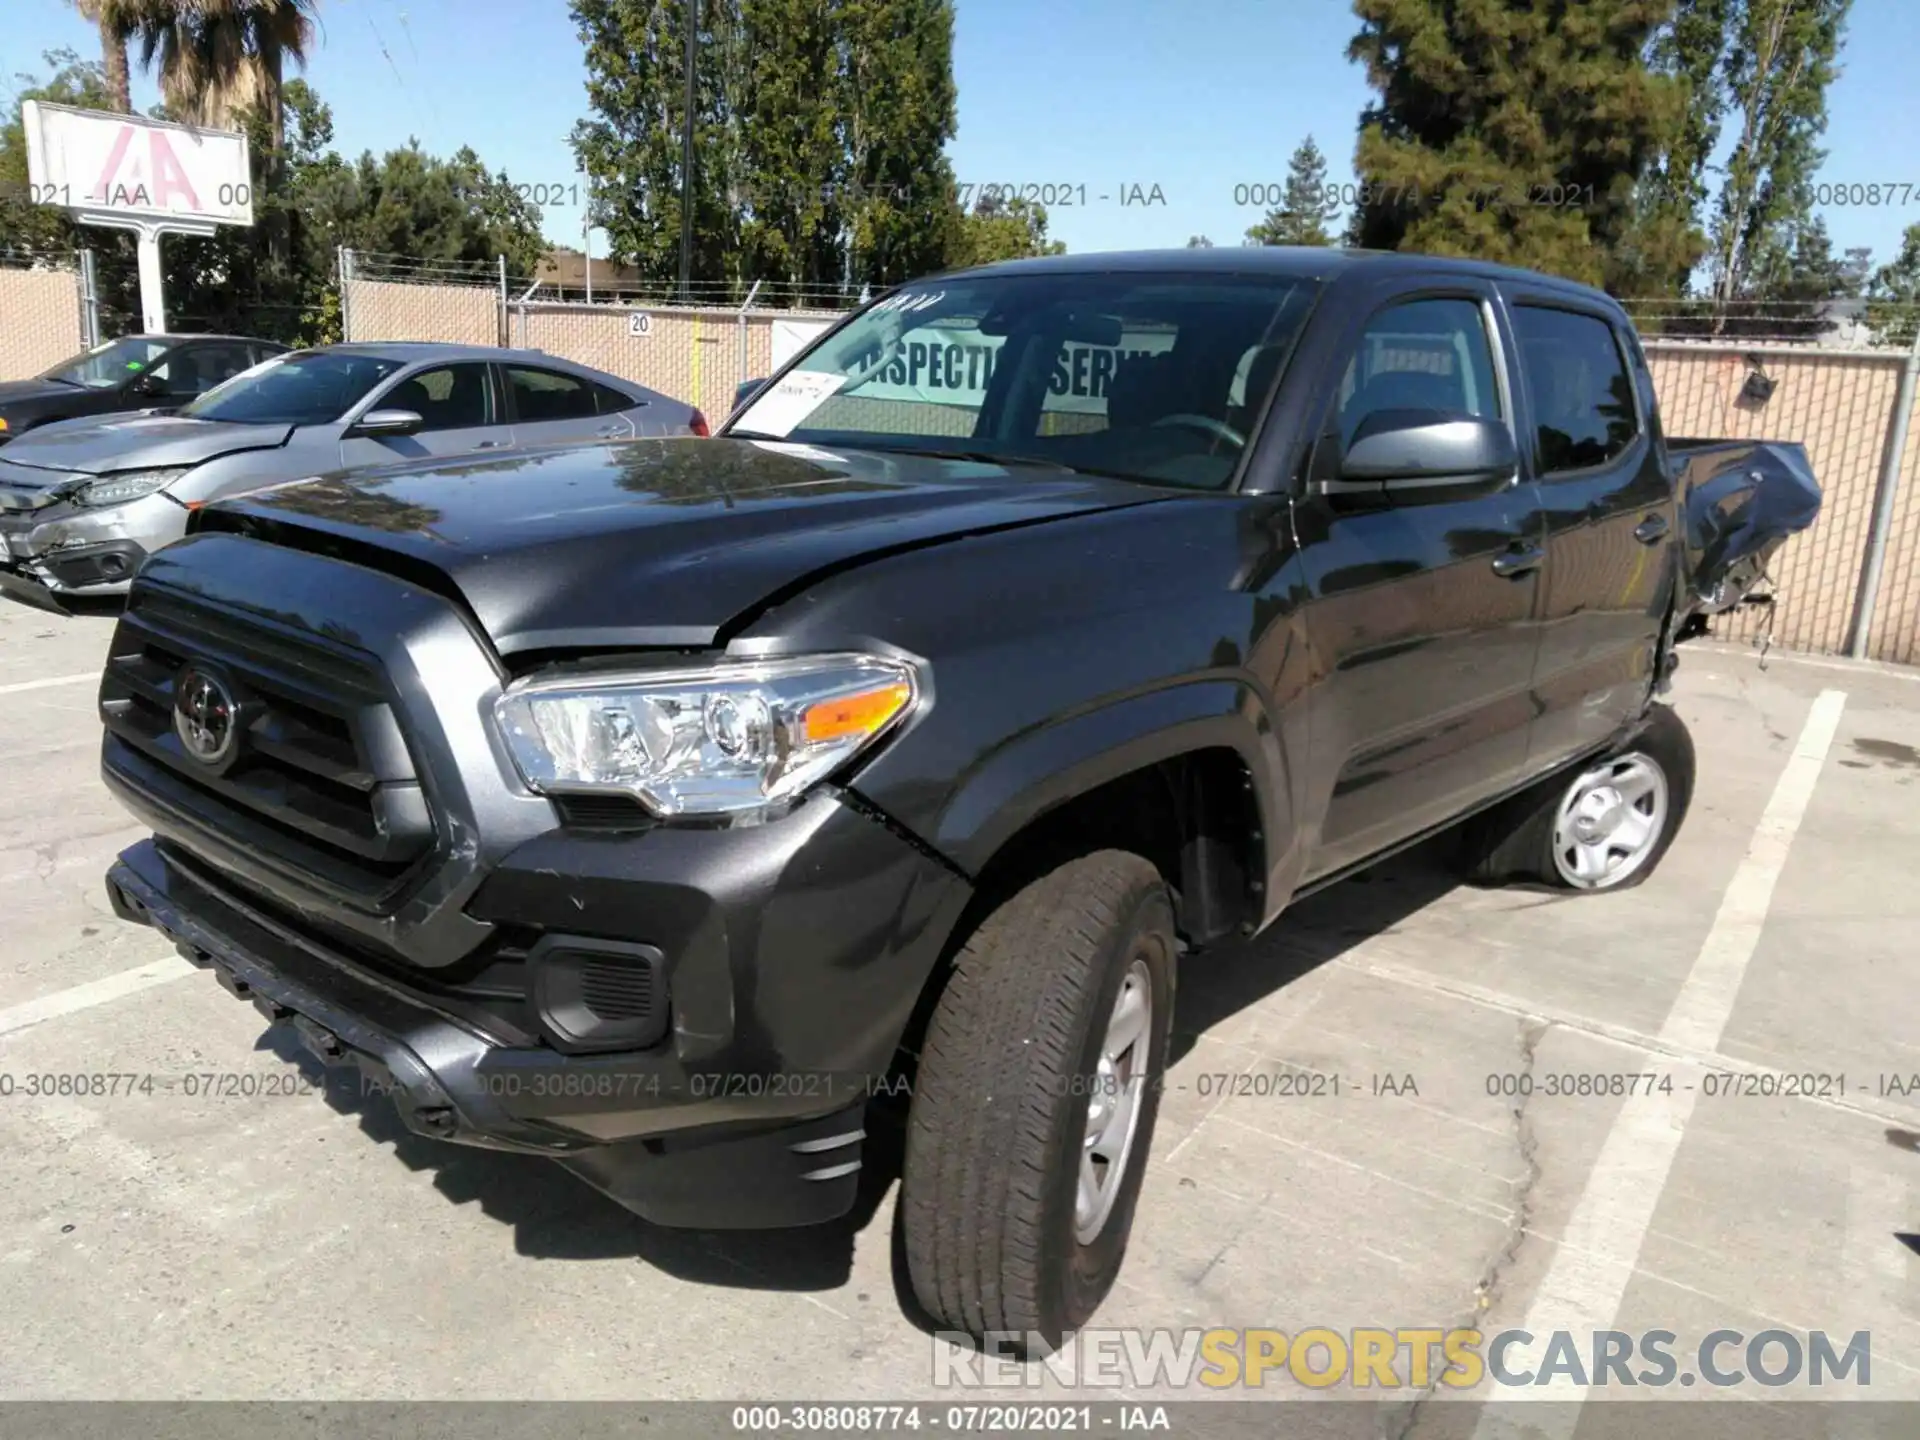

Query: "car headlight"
left=493, top=653, right=922, bottom=819
left=74, top=467, right=187, bottom=507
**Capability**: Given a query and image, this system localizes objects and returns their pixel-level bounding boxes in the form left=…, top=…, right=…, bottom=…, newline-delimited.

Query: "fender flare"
left=925, top=677, right=1290, bottom=885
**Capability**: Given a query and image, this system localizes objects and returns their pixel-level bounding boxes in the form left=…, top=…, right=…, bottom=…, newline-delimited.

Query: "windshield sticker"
left=870, top=289, right=945, bottom=316
left=126, top=361, right=145, bottom=370
left=747, top=440, right=847, bottom=465
left=741, top=369, right=848, bottom=436
left=845, top=326, right=1177, bottom=414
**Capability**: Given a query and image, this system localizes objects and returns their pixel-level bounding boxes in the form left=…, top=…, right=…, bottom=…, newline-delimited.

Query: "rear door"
left=338, top=362, right=505, bottom=468
left=501, top=364, right=629, bottom=447
left=1503, top=297, right=1677, bottom=769
left=1294, top=284, right=1550, bottom=880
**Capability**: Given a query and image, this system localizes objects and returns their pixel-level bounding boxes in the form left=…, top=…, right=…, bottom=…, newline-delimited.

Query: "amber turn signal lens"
left=801, top=682, right=912, bottom=744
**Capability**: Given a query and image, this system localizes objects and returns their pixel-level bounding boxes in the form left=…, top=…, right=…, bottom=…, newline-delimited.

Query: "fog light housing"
left=529, top=936, right=669, bottom=1052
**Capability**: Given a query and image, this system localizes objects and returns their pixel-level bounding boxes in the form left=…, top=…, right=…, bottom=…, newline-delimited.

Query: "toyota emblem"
left=173, top=666, right=239, bottom=766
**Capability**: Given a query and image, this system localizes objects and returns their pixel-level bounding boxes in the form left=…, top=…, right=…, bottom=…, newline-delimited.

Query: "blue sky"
left=6, top=0, right=1918, bottom=265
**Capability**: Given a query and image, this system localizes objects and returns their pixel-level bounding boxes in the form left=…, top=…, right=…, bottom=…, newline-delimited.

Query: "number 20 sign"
left=627, top=311, right=652, bottom=338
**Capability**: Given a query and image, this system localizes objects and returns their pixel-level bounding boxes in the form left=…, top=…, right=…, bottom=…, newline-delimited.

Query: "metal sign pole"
left=73, top=211, right=215, bottom=335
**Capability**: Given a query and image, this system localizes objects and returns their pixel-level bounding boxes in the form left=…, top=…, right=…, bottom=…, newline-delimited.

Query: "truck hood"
left=0, top=413, right=294, bottom=480
left=196, top=437, right=1171, bottom=654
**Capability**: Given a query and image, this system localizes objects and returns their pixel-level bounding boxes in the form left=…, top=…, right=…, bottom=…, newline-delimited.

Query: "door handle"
left=1633, top=514, right=1670, bottom=544
left=1491, top=544, right=1545, bottom=579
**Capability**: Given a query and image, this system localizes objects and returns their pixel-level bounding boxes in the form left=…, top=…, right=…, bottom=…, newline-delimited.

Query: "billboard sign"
left=23, top=101, right=254, bottom=228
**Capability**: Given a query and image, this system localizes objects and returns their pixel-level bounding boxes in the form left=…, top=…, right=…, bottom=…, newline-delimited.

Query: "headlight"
left=493, top=653, right=921, bottom=818
left=74, top=467, right=187, bottom=507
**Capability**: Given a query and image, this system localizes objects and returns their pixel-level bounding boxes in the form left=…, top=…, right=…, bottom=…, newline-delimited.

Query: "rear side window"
left=507, top=366, right=599, bottom=423
left=1512, top=306, right=1638, bottom=476
left=592, top=381, right=640, bottom=415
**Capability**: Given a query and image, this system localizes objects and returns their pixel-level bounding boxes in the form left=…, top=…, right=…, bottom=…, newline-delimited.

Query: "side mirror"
left=352, top=408, right=425, bottom=437
left=128, top=371, right=167, bottom=397
left=733, top=378, right=766, bottom=413
left=1327, top=412, right=1518, bottom=496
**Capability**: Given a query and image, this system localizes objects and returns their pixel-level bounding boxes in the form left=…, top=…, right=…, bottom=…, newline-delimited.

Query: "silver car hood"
left=0, top=414, right=296, bottom=481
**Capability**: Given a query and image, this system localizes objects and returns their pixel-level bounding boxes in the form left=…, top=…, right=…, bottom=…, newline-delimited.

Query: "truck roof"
left=949, top=245, right=1622, bottom=313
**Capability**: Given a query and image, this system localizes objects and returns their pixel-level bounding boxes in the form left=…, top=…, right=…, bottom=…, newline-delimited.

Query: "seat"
left=386, top=377, right=435, bottom=420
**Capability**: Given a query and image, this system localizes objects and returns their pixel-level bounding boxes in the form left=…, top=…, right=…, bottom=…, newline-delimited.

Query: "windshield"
left=180, top=351, right=407, bottom=426
left=726, top=271, right=1320, bottom=489
left=39, top=336, right=174, bottom=390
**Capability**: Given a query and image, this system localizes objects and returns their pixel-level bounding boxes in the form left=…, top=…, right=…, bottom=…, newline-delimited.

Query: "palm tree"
left=70, top=0, right=157, bottom=113
left=133, top=0, right=317, bottom=154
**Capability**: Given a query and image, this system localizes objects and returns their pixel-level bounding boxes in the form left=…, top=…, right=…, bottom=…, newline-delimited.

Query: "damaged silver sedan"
left=0, top=342, right=702, bottom=613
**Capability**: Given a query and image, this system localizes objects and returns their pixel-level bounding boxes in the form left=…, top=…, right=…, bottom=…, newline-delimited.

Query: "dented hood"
left=197, top=437, right=1168, bottom=654
left=0, top=412, right=294, bottom=482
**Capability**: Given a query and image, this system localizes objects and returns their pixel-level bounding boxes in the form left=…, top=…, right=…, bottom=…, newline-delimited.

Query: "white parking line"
left=0, top=955, right=197, bottom=1040
left=0, top=672, right=98, bottom=697
left=1475, top=688, right=1847, bottom=1434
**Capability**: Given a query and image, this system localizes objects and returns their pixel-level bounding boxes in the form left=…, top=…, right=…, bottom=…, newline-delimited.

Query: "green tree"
left=837, top=0, right=960, bottom=287
left=737, top=0, right=846, bottom=291
left=1246, top=135, right=1335, bottom=246
left=1632, top=0, right=1727, bottom=295
left=1346, top=0, right=1690, bottom=290
left=1186, top=235, right=1214, bottom=247
left=1866, top=223, right=1920, bottom=349
left=1705, top=0, right=1851, bottom=319
left=571, top=0, right=960, bottom=296
left=947, top=194, right=1064, bottom=268
left=570, top=0, right=745, bottom=290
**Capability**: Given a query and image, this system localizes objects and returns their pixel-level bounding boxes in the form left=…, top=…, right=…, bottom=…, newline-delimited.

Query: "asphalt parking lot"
left=2, top=599, right=1917, bottom=1411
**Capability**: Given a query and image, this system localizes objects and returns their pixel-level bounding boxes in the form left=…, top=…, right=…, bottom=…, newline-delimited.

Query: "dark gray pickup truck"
left=96, top=248, right=1817, bottom=1352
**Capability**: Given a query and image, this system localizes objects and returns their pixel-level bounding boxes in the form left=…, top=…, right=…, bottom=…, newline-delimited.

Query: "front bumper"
left=106, top=785, right=965, bottom=1226
left=0, top=488, right=184, bottom=606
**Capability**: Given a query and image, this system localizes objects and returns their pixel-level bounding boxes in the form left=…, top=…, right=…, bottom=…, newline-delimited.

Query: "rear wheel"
left=1467, top=704, right=1695, bottom=893
left=900, top=850, right=1175, bottom=1354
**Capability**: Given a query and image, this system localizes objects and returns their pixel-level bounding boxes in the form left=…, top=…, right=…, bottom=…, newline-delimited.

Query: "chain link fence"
left=0, top=249, right=92, bottom=380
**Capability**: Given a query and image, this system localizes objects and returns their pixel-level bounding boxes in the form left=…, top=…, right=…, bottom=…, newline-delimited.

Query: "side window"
left=506, top=367, right=599, bottom=423
left=1334, top=297, right=1500, bottom=450
left=592, top=381, right=640, bottom=415
left=1511, top=306, right=1638, bottom=476
left=379, top=364, right=492, bottom=431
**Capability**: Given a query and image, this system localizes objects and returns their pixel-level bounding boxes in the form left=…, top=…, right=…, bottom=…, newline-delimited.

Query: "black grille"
left=100, top=591, right=434, bottom=901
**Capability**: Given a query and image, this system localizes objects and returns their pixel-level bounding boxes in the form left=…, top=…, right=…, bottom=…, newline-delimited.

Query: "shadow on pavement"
left=247, top=834, right=1469, bottom=1316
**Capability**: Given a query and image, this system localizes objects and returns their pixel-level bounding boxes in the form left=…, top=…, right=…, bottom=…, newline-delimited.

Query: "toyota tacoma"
left=98, top=248, right=1818, bottom=1351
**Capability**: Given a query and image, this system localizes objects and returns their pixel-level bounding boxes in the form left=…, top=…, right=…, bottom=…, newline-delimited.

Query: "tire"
left=1467, top=704, right=1696, bottom=893
left=901, top=850, right=1176, bottom=1355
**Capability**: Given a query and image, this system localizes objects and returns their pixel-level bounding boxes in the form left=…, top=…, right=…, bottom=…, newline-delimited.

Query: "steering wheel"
left=1150, top=413, right=1246, bottom=449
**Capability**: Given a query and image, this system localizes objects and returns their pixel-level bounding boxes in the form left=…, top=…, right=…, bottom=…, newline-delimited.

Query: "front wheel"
left=900, top=850, right=1176, bottom=1354
left=1467, top=704, right=1696, bottom=892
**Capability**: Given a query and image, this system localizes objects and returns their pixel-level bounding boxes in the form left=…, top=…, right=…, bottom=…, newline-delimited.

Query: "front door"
left=1294, top=290, right=1548, bottom=881
left=339, top=363, right=504, bottom=468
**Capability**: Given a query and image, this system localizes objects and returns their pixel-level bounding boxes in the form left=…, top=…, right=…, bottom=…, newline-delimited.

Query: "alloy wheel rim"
left=1551, top=753, right=1669, bottom=890
left=1074, top=958, right=1152, bottom=1245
